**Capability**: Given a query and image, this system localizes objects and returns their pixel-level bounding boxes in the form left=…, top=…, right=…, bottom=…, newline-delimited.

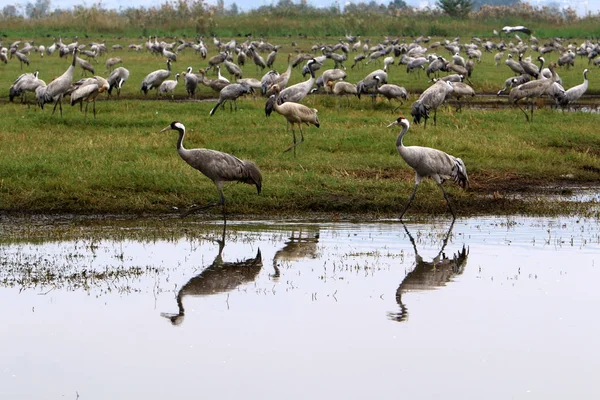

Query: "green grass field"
left=1, top=34, right=599, bottom=218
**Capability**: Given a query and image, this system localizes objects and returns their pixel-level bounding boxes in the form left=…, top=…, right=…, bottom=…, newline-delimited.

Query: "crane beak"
left=160, top=126, right=172, bottom=133
left=387, top=120, right=399, bottom=128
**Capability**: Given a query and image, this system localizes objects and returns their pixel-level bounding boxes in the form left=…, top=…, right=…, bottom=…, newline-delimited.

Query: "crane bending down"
left=37, top=48, right=78, bottom=116
left=508, top=62, right=557, bottom=121
left=160, top=121, right=262, bottom=217
left=265, top=94, right=320, bottom=153
left=388, top=117, right=469, bottom=220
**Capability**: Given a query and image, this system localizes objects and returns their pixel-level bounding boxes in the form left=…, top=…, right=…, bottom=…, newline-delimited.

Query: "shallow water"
left=1, top=216, right=600, bottom=399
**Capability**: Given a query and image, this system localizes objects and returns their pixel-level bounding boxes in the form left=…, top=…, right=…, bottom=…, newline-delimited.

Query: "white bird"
left=160, top=121, right=262, bottom=216
left=388, top=117, right=469, bottom=219
left=501, top=26, right=531, bottom=35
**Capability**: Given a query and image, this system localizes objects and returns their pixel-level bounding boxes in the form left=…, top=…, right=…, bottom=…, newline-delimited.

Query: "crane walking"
left=265, top=94, right=320, bottom=153
left=388, top=117, right=468, bottom=219
left=160, top=121, right=262, bottom=217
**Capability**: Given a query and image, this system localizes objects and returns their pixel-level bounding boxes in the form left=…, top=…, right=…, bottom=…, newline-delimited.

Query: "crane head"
left=387, top=116, right=409, bottom=129
left=160, top=121, right=185, bottom=133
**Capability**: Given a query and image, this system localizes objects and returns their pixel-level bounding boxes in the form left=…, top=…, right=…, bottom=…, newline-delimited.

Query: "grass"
left=0, top=35, right=599, bottom=218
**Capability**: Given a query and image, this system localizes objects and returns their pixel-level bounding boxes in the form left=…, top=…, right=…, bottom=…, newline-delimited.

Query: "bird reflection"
left=272, top=229, right=320, bottom=280
left=161, top=223, right=262, bottom=326
left=388, top=221, right=468, bottom=322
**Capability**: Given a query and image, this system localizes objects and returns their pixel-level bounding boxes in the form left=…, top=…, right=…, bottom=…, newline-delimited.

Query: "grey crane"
left=106, top=66, right=130, bottom=97
left=247, top=47, right=266, bottom=72
left=207, top=52, right=227, bottom=72
left=209, top=82, right=253, bottom=116
left=497, top=74, right=531, bottom=95
left=518, top=53, right=539, bottom=78
left=198, top=68, right=230, bottom=92
left=350, top=53, right=366, bottom=69
left=68, top=75, right=109, bottom=119
left=223, top=59, right=243, bottom=80
left=265, top=94, right=320, bottom=153
left=508, top=62, right=558, bottom=121
left=505, top=54, right=524, bottom=75
left=558, top=68, right=589, bottom=107
left=105, top=57, right=122, bottom=72
left=266, top=48, right=278, bottom=68
left=160, top=121, right=262, bottom=216
left=9, top=71, right=46, bottom=103
left=182, top=67, right=199, bottom=98
left=161, top=224, right=263, bottom=326
left=388, top=117, right=469, bottom=220
left=14, top=51, right=29, bottom=70
left=320, top=68, right=347, bottom=86
left=267, top=56, right=294, bottom=94
left=410, top=79, right=454, bottom=128
left=276, top=59, right=320, bottom=105
left=445, top=80, right=475, bottom=111
left=76, top=56, right=95, bottom=76
left=357, top=69, right=388, bottom=104
left=373, top=76, right=408, bottom=112
left=426, top=56, right=446, bottom=78
left=158, top=73, right=180, bottom=99
left=37, top=48, right=78, bottom=116
left=390, top=222, right=468, bottom=322
left=141, top=59, right=172, bottom=96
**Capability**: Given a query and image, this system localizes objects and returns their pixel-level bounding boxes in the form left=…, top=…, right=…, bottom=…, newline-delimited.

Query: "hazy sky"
left=15, top=0, right=600, bottom=16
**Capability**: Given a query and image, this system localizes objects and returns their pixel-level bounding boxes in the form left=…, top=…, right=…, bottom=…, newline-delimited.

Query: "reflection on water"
left=272, top=229, right=320, bottom=279
left=1, top=216, right=600, bottom=399
left=161, top=223, right=263, bottom=326
left=389, top=221, right=469, bottom=322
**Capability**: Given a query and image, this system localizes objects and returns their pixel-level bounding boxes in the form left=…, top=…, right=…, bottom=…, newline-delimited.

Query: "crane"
left=265, top=93, right=320, bottom=153
left=68, top=75, right=109, bottom=119
left=326, top=81, right=357, bottom=106
left=559, top=69, right=589, bottom=107
left=9, top=71, right=46, bottom=104
left=388, top=116, right=469, bottom=219
left=508, top=62, right=558, bottom=121
left=276, top=59, right=320, bottom=105
left=37, top=47, right=78, bottom=116
left=372, top=76, right=408, bottom=112
left=141, top=59, right=171, bottom=96
left=209, top=82, right=253, bottom=116
left=106, top=67, right=130, bottom=97
left=182, top=67, right=199, bottom=98
left=410, top=79, right=454, bottom=128
left=158, top=73, right=180, bottom=99
left=160, top=121, right=262, bottom=216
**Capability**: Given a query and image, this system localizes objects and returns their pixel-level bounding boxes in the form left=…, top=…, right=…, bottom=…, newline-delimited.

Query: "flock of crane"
left=2, top=31, right=594, bottom=218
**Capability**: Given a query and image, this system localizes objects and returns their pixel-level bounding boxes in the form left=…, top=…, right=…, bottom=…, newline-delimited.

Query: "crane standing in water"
left=388, top=117, right=469, bottom=220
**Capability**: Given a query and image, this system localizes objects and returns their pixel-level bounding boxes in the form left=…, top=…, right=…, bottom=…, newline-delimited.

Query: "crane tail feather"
left=452, top=157, right=469, bottom=190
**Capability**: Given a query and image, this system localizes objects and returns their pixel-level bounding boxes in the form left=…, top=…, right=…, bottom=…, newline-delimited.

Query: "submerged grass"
left=1, top=36, right=600, bottom=218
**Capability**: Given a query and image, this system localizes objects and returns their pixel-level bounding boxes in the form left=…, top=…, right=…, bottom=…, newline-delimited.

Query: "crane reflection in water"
left=388, top=221, right=468, bottom=322
left=161, top=222, right=263, bottom=326
left=271, top=229, right=320, bottom=280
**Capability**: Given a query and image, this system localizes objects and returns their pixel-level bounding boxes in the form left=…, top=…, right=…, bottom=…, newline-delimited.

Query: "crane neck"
left=396, top=124, right=409, bottom=149
left=176, top=127, right=187, bottom=153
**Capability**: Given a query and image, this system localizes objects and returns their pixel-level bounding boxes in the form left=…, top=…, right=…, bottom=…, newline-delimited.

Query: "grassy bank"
left=1, top=36, right=600, bottom=218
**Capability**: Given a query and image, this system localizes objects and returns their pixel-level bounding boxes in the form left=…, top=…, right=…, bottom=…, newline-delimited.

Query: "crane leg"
left=180, top=187, right=226, bottom=218
left=438, top=183, right=456, bottom=220
left=515, top=102, right=530, bottom=122
left=433, top=108, right=437, bottom=126
left=84, top=102, right=88, bottom=120
left=400, top=183, right=419, bottom=220
left=93, top=101, right=97, bottom=119
left=530, top=102, right=534, bottom=122
left=284, top=125, right=299, bottom=153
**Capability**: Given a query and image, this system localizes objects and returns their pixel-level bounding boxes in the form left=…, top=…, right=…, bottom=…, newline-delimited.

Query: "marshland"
left=2, top=1, right=600, bottom=398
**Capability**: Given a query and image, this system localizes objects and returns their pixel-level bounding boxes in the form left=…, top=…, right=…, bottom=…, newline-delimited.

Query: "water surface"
left=1, top=216, right=599, bottom=399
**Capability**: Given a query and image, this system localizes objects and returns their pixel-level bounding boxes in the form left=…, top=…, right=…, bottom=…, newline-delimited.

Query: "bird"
left=198, top=68, right=230, bottom=93
left=160, top=121, right=262, bottom=216
left=13, top=51, right=29, bottom=70
left=182, top=67, right=199, bottom=98
left=445, top=80, right=475, bottom=112
left=106, top=67, right=130, bottom=97
left=76, top=56, right=95, bottom=76
left=276, top=59, right=320, bottom=104
left=141, top=59, right=172, bottom=96
left=501, top=26, right=532, bottom=35
left=37, top=47, right=78, bottom=116
left=9, top=71, right=46, bottom=104
left=373, top=76, right=408, bottom=112
left=209, top=82, right=253, bottom=116
left=508, top=62, right=558, bottom=121
left=559, top=68, right=589, bottom=107
left=357, top=69, right=388, bottom=104
left=410, top=79, right=454, bottom=128
left=326, top=80, right=357, bottom=106
left=158, top=73, right=180, bottom=99
left=505, top=54, right=525, bottom=75
left=216, top=65, right=230, bottom=83
left=68, top=75, right=109, bottom=119
left=388, top=116, right=468, bottom=219
left=105, top=57, right=122, bottom=72
left=265, top=93, right=320, bottom=153
left=518, top=53, right=539, bottom=78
